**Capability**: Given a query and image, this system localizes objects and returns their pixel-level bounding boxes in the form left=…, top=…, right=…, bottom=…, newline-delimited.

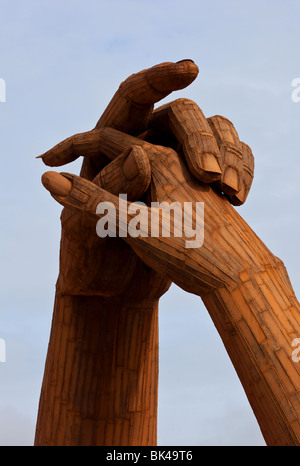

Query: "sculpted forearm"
left=202, top=262, right=300, bottom=446
left=34, top=291, right=160, bottom=446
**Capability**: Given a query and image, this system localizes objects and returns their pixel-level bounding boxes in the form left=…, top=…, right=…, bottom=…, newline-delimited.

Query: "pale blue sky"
left=1, top=0, right=300, bottom=445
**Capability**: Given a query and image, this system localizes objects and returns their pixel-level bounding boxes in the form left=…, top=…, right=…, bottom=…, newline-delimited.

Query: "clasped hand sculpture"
left=35, top=60, right=300, bottom=446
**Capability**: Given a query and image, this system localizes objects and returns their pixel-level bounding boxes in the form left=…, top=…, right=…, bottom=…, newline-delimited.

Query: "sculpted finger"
left=37, top=129, right=105, bottom=167
left=37, top=126, right=147, bottom=168
left=207, top=115, right=244, bottom=195
left=93, top=145, right=151, bottom=201
left=94, top=127, right=144, bottom=160
left=40, top=171, right=151, bottom=237
left=150, top=98, right=222, bottom=183
left=38, top=61, right=198, bottom=168
left=226, top=142, right=254, bottom=206
left=95, top=60, right=199, bottom=136
left=41, top=171, right=73, bottom=197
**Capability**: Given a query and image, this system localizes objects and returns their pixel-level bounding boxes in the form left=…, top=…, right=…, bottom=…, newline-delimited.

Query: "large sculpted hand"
left=39, top=70, right=254, bottom=298
left=37, top=62, right=300, bottom=446
left=38, top=61, right=202, bottom=300
left=40, top=102, right=255, bottom=295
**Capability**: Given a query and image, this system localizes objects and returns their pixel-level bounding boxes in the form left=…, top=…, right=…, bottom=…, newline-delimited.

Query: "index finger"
left=95, top=60, right=199, bottom=135
left=37, top=60, right=199, bottom=168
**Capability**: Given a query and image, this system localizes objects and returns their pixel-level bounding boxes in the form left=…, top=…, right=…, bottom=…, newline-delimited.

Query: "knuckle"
left=172, top=97, right=198, bottom=108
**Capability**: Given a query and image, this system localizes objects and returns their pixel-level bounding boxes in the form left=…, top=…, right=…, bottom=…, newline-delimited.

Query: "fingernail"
left=176, top=59, right=195, bottom=64
left=202, top=153, right=222, bottom=175
left=233, top=183, right=246, bottom=205
left=42, top=171, right=72, bottom=197
left=123, top=147, right=141, bottom=180
left=149, top=61, right=199, bottom=93
left=223, top=167, right=239, bottom=193
left=172, top=60, right=199, bottom=87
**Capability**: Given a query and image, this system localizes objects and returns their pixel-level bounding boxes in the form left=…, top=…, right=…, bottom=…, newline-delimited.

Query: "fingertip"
left=202, top=153, right=222, bottom=177
left=226, top=183, right=248, bottom=206
left=148, top=60, right=199, bottom=94
left=41, top=171, right=73, bottom=197
left=122, top=146, right=143, bottom=180
left=37, top=151, right=60, bottom=167
left=227, top=142, right=254, bottom=205
left=221, top=167, right=240, bottom=195
left=187, top=151, right=222, bottom=184
left=173, top=59, right=199, bottom=86
left=94, top=144, right=151, bottom=201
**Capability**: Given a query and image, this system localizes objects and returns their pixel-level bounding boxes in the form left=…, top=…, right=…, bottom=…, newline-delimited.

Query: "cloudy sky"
left=1, top=0, right=300, bottom=446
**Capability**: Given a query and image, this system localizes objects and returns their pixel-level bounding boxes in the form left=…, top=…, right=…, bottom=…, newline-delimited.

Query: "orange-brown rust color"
left=36, top=61, right=300, bottom=446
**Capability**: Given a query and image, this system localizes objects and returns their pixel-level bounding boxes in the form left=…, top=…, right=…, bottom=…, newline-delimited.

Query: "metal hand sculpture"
left=35, top=61, right=300, bottom=446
